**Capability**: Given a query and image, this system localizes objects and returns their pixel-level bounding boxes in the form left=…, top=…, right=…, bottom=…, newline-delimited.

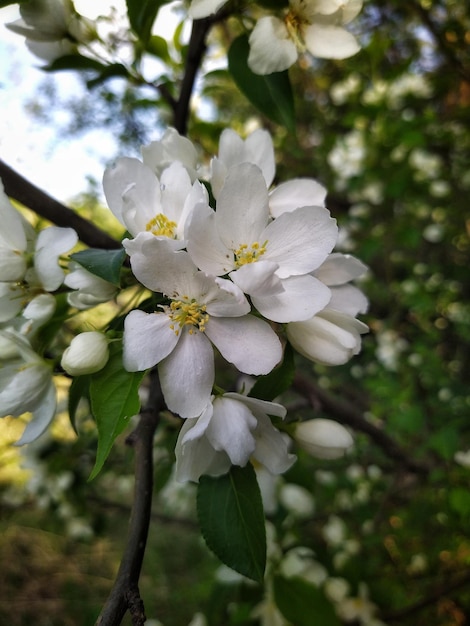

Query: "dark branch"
left=173, top=18, right=214, bottom=135
left=95, top=371, right=164, bottom=626
left=0, top=159, right=121, bottom=250
left=293, top=373, right=430, bottom=475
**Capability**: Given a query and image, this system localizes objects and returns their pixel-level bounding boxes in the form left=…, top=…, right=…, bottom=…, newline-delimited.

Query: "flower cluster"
left=189, top=0, right=363, bottom=74
left=104, top=127, right=368, bottom=481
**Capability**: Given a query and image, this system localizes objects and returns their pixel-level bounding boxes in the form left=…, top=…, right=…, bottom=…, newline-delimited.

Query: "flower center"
left=168, top=298, right=209, bottom=336
left=146, top=213, right=177, bottom=238
left=285, top=11, right=307, bottom=51
left=234, top=241, right=268, bottom=267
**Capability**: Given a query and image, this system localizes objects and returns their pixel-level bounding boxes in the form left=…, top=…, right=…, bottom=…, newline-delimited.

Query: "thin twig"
left=0, top=159, right=120, bottom=250
left=293, top=372, right=430, bottom=474
left=95, top=371, right=164, bottom=626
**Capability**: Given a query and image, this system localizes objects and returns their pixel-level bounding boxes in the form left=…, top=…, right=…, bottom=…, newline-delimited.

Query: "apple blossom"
left=123, top=238, right=282, bottom=417
left=61, top=331, right=110, bottom=376
left=103, top=159, right=207, bottom=246
left=175, top=393, right=295, bottom=482
left=0, top=331, right=56, bottom=445
left=248, top=0, right=363, bottom=75
left=141, top=128, right=200, bottom=181
left=210, top=128, right=276, bottom=199
left=293, top=418, right=353, bottom=459
left=64, top=262, right=118, bottom=309
left=6, top=0, right=96, bottom=62
left=187, top=163, right=337, bottom=322
left=287, top=253, right=368, bottom=365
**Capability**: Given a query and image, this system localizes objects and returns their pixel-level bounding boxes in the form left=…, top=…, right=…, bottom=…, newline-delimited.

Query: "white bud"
left=293, top=418, right=353, bottom=459
left=61, top=331, right=109, bottom=376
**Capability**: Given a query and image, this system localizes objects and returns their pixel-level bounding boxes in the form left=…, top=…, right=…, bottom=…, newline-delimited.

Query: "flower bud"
left=293, top=418, right=353, bottom=459
left=61, top=331, right=109, bottom=376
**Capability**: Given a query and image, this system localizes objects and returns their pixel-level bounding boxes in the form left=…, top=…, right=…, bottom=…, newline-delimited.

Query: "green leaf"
left=88, top=344, right=144, bottom=480
left=249, top=342, right=295, bottom=401
left=449, top=487, right=470, bottom=518
left=68, top=374, right=91, bottom=434
left=197, top=464, right=266, bottom=582
left=43, top=54, right=106, bottom=73
left=86, top=63, right=129, bottom=89
left=70, top=247, right=126, bottom=286
left=273, top=576, right=341, bottom=626
left=0, top=0, right=27, bottom=6
left=228, top=35, right=295, bottom=132
left=146, top=35, right=170, bottom=63
left=126, top=0, right=170, bottom=44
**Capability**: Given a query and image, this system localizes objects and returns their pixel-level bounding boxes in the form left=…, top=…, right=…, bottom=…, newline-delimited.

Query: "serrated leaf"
left=273, top=576, right=341, bottom=626
left=70, top=247, right=126, bottom=286
left=197, top=465, right=266, bottom=582
left=68, top=374, right=91, bottom=434
left=228, top=35, right=295, bottom=133
left=249, top=342, right=295, bottom=401
left=88, top=344, right=144, bottom=480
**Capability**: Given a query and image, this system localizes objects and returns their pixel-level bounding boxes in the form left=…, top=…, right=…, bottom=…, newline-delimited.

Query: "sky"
left=0, top=1, right=186, bottom=204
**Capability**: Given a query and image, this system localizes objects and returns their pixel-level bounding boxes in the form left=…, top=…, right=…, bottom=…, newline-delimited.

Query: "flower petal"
left=159, top=330, right=214, bottom=417
left=35, top=226, right=78, bottom=291
left=189, top=0, right=227, bottom=19
left=329, top=284, right=368, bottom=316
left=252, top=413, right=296, bottom=474
left=269, top=179, right=327, bottom=218
left=252, top=275, right=331, bottom=323
left=263, top=206, right=337, bottom=278
left=16, top=381, right=56, bottom=445
left=229, top=260, right=284, bottom=298
left=206, top=315, right=282, bottom=375
left=206, top=396, right=257, bottom=465
left=123, top=309, right=178, bottom=371
left=186, top=203, right=235, bottom=275
left=314, top=253, right=368, bottom=285
left=305, top=23, right=360, bottom=60
left=216, top=163, right=269, bottom=249
left=175, top=418, right=231, bottom=482
left=248, top=16, right=298, bottom=75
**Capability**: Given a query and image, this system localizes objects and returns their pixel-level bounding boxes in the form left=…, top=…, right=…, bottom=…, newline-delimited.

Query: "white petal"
left=123, top=310, right=178, bottom=371
left=216, top=163, right=269, bottom=249
left=175, top=418, right=231, bottom=482
left=229, top=261, right=283, bottom=298
left=206, top=278, right=251, bottom=317
left=159, top=330, right=214, bottom=417
left=186, top=203, right=234, bottom=275
left=263, top=206, right=337, bottom=278
left=314, top=253, right=368, bottom=285
left=252, top=275, right=331, bottom=323
left=141, top=129, right=198, bottom=180
left=224, top=392, right=287, bottom=419
left=121, top=170, right=163, bottom=236
left=0, top=183, right=27, bottom=253
left=248, top=16, right=298, bottom=75
left=103, top=157, right=156, bottom=225
left=252, top=413, right=296, bottom=474
left=23, top=293, right=56, bottom=324
left=181, top=401, right=214, bottom=443
left=294, top=418, right=353, bottom=459
left=16, top=381, right=56, bottom=445
left=245, top=130, right=276, bottom=188
left=305, top=24, right=360, bottom=60
left=329, top=284, right=368, bottom=316
left=160, top=162, right=193, bottom=223
left=35, top=226, right=78, bottom=291
left=206, top=315, right=282, bottom=375
left=269, top=179, right=327, bottom=218
left=0, top=283, right=23, bottom=322
left=188, top=0, right=227, bottom=18
left=206, top=396, right=257, bottom=465
left=0, top=362, right=51, bottom=416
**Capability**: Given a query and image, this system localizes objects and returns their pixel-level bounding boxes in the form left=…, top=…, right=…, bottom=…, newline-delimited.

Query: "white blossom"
left=64, top=262, right=117, bottom=309
left=293, top=418, right=353, bottom=459
left=61, top=331, right=110, bottom=376
left=248, top=0, right=363, bottom=75
left=123, top=239, right=282, bottom=417
left=187, top=163, right=337, bottom=323
left=0, top=331, right=56, bottom=445
left=175, top=393, right=295, bottom=482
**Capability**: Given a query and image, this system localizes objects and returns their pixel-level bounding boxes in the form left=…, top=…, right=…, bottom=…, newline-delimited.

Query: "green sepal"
left=228, top=34, right=295, bottom=133
left=197, top=464, right=266, bottom=582
left=70, top=247, right=126, bottom=286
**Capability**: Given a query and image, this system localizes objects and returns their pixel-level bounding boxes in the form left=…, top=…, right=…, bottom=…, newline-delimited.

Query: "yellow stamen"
left=234, top=240, right=268, bottom=267
left=146, top=213, right=177, bottom=238
left=284, top=10, right=307, bottom=52
left=169, top=299, right=209, bottom=335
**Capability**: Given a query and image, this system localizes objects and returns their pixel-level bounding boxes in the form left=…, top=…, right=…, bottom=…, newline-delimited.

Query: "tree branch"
left=293, top=373, right=430, bottom=474
left=0, top=159, right=121, bottom=250
left=95, top=371, right=165, bottom=626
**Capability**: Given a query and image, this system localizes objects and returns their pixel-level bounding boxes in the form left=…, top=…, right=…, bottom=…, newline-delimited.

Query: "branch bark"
left=293, top=373, right=430, bottom=475
left=0, top=159, right=120, bottom=250
left=95, top=372, right=165, bottom=626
